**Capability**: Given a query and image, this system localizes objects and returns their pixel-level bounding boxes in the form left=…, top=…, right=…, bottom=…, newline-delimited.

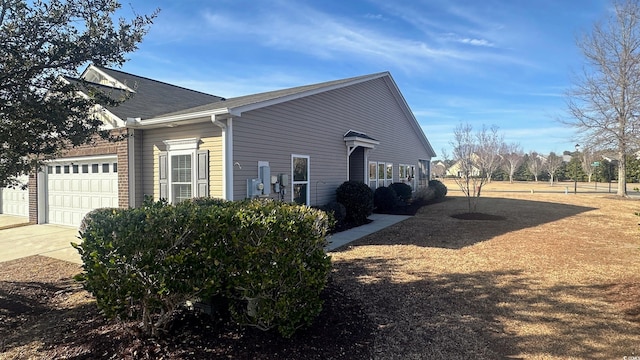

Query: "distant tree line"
left=434, top=147, right=640, bottom=184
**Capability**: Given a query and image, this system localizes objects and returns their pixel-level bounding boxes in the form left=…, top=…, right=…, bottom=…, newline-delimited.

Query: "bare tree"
left=543, top=152, right=564, bottom=186
left=501, top=143, right=524, bottom=183
left=564, top=0, right=640, bottom=196
left=579, top=149, right=596, bottom=182
left=448, top=123, right=500, bottom=213
left=475, top=124, right=504, bottom=183
left=527, top=151, right=543, bottom=182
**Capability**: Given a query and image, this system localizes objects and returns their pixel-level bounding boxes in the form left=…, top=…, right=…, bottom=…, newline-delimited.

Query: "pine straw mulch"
left=2, top=188, right=640, bottom=359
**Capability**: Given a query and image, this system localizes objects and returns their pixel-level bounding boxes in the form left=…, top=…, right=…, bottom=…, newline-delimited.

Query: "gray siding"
left=231, top=77, right=432, bottom=205
left=349, top=147, right=365, bottom=182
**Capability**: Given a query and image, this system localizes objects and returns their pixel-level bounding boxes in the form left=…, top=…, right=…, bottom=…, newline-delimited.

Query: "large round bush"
left=335, top=181, right=373, bottom=225
left=389, top=182, right=412, bottom=203
left=374, top=186, right=398, bottom=212
left=428, top=179, right=448, bottom=199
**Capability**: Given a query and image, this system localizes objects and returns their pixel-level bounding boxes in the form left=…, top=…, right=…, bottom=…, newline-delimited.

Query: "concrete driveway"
left=0, top=221, right=81, bottom=264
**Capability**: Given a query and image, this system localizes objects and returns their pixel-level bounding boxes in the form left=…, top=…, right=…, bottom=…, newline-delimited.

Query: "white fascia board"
left=81, top=65, right=136, bottom=93
left=126, top=108, right=230, bottom=129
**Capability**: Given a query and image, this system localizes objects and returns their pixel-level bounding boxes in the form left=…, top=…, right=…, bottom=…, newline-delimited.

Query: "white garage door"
left=47, top=157, right=118, bottom=227
left=1, top=175, right=29, bottom=217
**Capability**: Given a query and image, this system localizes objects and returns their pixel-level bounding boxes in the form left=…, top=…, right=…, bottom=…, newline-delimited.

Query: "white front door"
left=1, top=175, right=29, bottom=217
left=46, top=157, right=118, bottom=227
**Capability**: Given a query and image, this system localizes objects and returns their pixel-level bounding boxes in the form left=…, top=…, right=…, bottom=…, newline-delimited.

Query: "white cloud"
left=458, top=38, right=494, bottom=47
left=197, top=2, right=529, bottom=73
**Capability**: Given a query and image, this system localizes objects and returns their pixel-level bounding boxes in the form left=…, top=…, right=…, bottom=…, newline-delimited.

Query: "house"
left=0, top=65, right=436, bottom=227
left=446, top=156, right=481, bottom=178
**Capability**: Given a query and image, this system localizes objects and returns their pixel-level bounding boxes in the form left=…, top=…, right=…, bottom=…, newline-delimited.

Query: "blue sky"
left=115, top=0, right=610, bottom=159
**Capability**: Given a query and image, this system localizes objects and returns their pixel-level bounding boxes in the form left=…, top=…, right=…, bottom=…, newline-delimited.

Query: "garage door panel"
left=47, top=158, right=118, bottom=227
left=2, top=175, right=30, bottom=217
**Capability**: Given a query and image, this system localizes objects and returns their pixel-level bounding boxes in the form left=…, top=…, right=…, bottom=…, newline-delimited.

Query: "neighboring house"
left=446, top=157, right=481, bottom=178
left=0, top=65, right=436, bottom=227
left=431, top=160, right=447, bottom=178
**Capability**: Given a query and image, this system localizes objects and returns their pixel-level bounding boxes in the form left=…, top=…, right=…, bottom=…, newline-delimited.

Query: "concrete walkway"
left=326, top=213, right=411, bottom=251
left=0, top=213, right=411, bottom=265
left=0, top=214, right=30, bottom=230
left=0, top=223, right=81, bottom=264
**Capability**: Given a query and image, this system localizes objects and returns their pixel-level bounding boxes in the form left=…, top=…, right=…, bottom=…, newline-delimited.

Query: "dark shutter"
left=196, top=150, right=209, bottom=197
left=159, top=152, right=168, bottom=200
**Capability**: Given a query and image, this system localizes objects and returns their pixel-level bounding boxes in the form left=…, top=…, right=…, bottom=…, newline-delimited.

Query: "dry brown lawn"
left=2, top=179, right=640, bottom=359
left=330, top=179, right=640, bottom=359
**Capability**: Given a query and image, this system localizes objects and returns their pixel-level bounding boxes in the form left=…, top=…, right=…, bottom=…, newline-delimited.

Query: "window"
left=48, top=166, right=53, bottom=174
left=369, top=161, right=393, bottom=189
left=82, top=164, right=89, bottom=174
left=171, top=154, right=192, bottom=203
left=160, top=138, right=207, bottom=204
left=368, top=162, right=377, bottom=189
left=102, top=163, right=110, bottom=173
left=64, top=165, right=70, bottom=174
left=72, top=164, right=79, bottom=174
left=418, top=159, right=430, bottom=188
left=92, top=164, right=99, bottom=173
left=292, top=155, right=309, bottom=205
left=113, top=163, right=118, bottom=173
left=378, top=163, right=385, bottom=188
left=399, top=164, right=416, bottom=189
left=55, top=166, right=61, bottom=174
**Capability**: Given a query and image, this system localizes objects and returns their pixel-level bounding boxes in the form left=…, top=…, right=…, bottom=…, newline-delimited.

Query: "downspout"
left=127, top=128, right=136, bottom=207
left=211, top=116, right=234, bottom=200
left=346, top=146, right=351, bottom=181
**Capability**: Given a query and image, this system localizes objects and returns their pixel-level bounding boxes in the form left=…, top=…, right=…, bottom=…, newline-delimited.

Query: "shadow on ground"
left=337, top=196, right=597, bottom=249
left=331, top=256, right=640, bottom=359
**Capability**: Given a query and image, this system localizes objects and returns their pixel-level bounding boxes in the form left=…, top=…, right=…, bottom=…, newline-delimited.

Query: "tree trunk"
left=618, top=151, right=627, bottom=196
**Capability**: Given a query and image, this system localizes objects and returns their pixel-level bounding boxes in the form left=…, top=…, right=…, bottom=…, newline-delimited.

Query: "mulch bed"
left=0, top=256, right=375, bottom=359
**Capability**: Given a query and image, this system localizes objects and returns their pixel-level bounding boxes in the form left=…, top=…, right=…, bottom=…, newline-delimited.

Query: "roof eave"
left=126, top=108, right=230, bottom=129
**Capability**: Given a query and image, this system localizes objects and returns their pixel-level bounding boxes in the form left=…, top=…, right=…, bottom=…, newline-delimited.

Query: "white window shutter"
left=196, top=150, right=209, bottom=197
left=159, top=152, right=168, bottom=200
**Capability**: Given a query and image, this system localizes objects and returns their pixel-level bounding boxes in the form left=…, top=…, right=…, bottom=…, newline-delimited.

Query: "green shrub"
left=374, top=186, right=398, bottom=212
left=389, top=182, right=412, bottom=203
left=320, top=201, right=346, bottom=231
left=226, top=199, right=331, bottom=338
left=73, top=199, right=235, bottom=337
left=412, top=186, right=436, bottom=205
left=73, top=198, right=331, bottom=339
left=428, top=179, right=448, bottom=199
left=336, top=181, right=373, bottom=225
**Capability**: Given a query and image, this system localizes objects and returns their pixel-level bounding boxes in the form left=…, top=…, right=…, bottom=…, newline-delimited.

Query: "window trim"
left=163, top=138, right=200, bottom=204
left=168, top=149, right=196, bottom=204
left=369, top=161, right=394, bottom=188
left=291, top=154, right=310, bottom=205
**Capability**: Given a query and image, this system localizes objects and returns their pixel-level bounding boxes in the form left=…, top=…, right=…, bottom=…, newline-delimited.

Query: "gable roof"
left=126, top=71, right=436, bottom=157
left=154, top=72, right=388, bottom=119
left=77, top=65, right=224, bottom=120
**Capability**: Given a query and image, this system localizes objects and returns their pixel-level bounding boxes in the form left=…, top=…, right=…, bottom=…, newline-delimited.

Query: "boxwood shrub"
left=389, top=182, right=412, bottom=203
left=428, top=179, right=448, bottom=199
left=374, top=186, right=398, bottom=212
left=226, top=199, right=331, bottom=337
left=73, top=198, right=331, bottom=339
left=335, top=181, right=373, bottom=225
left=73, top=199, right=233, bottom=337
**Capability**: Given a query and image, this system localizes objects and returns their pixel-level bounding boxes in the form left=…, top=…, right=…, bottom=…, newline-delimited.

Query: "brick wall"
left=28, top=172, right=38, bottom=224
left=29, top=128, right=130, bottom=224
